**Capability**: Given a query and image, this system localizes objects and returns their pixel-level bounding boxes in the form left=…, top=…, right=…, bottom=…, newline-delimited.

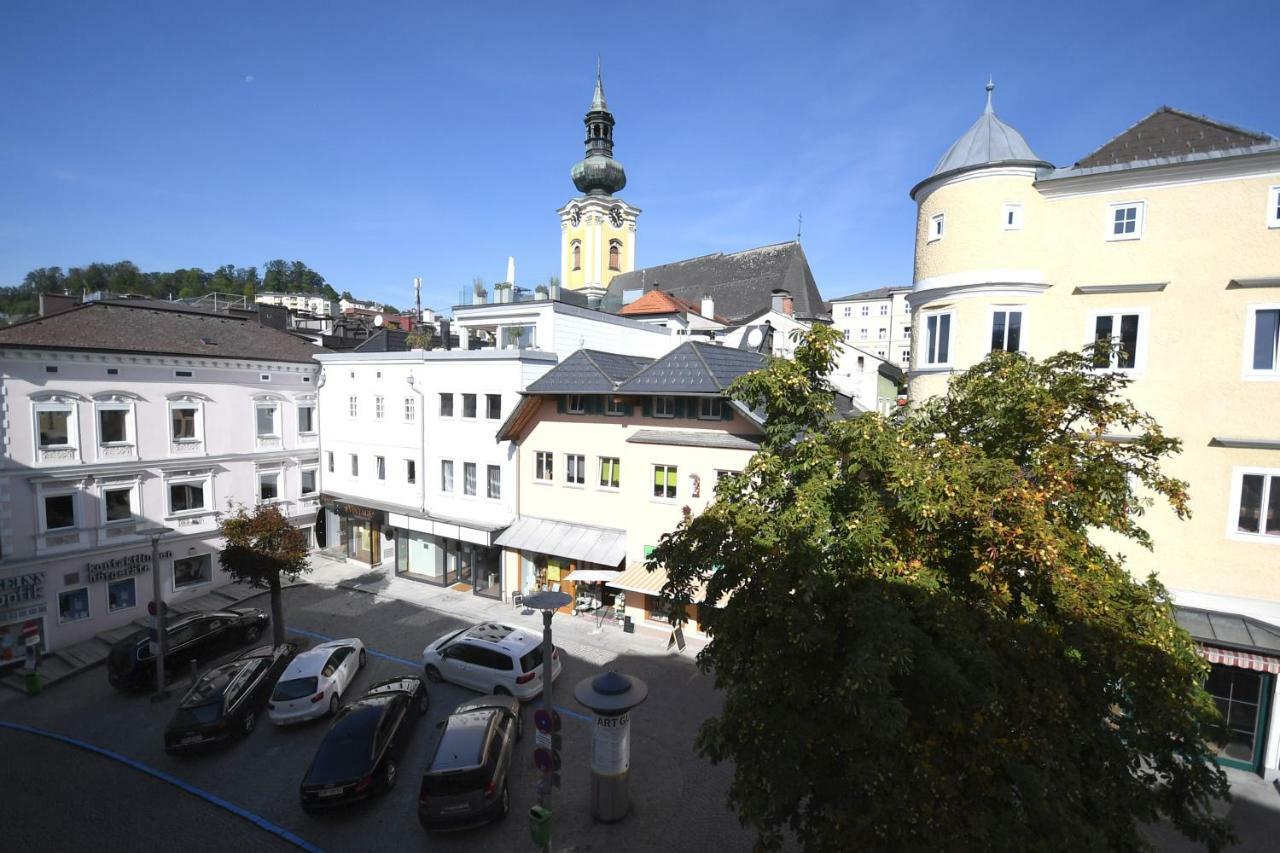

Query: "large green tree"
left=652, top=325, right=1232, bottom=852
left=218, top=504, right=311, bottom=647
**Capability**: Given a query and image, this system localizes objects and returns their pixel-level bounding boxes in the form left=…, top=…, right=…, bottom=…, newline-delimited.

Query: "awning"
left=562, top=569, right=621, bottom=584
left=608, top=563, right=727, bottom=607
left=1176, top=605, right=1280, bottom=674
left=1198, top=645, right=1280, bottom=674
left=495, top=517, right=626, bottom=567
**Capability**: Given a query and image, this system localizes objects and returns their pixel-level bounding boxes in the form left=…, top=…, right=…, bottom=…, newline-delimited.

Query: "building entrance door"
left=1207, top=665, right=1272, bottom=773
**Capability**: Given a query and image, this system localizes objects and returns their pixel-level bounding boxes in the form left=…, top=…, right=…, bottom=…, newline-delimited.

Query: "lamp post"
left=522, top=589, right=571, bottom=852
left=138, top=526, right=174, bottom=702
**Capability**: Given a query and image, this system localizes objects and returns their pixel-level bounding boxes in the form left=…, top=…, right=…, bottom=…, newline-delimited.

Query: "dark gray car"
left=417, top=695, right=522, bottom=831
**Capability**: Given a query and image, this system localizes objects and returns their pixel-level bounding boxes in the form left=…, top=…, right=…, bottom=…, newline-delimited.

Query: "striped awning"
left=607, top=563, right=727, bottom=607
left=1197, top=645, right=1280, bottom=674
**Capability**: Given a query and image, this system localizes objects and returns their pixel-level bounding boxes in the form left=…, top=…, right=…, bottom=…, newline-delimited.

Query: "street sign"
left=535, top=731, right=551, bottom=749
left=534, top=747, right=554, bottom=773
left=534, top=708, right=562, bottom=734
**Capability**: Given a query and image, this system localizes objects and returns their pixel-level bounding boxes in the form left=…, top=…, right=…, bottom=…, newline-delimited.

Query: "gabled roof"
left=828, top=285, right=910, bottom=303
left=524, top=349, right=654, bottom=395
left=0, top=301, right=325, bottom=363
left=615, top=341, right=765, bottom=395
left=617, top=289, right=728, bottom=323
left=1074, top=106, right=1276, bottom=169
left=606, top=241, right=827, bottom=324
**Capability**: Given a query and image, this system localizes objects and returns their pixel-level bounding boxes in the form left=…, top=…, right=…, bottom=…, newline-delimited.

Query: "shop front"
left=496, top=516, right=626, bottom=614
left=1, top=570, right=47, bottom=668
left=320, top=495, right=388, bottom=566
left=388, top=512, right=505, bottom=600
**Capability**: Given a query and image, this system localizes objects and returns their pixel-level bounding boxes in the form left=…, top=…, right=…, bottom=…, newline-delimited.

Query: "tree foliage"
left=652, top=324, right=1232, bottom=852
left=218, top=504, right=311, bottom=647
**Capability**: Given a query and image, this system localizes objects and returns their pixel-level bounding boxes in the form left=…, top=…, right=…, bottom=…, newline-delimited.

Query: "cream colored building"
left=907, top=83, right=1280, bottom=775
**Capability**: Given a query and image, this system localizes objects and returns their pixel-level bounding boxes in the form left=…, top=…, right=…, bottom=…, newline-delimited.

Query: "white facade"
left=0, top=350, right=320, bottom=654
left=830, top=287, right=912, bottom=369
left=255, top=292, right=334, bottom=317
left=452, top=300, right=672, bottom=358
left=339, top=297, right=383, bottom=314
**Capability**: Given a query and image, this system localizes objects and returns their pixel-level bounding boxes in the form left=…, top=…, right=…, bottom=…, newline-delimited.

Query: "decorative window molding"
left=254, top=400, right=282, bottom=450
left=32, top=399, right=80, bottom=464
left=258, top=470, right=282, bottom=503
left=300, top=466, right=318, bottom=497
left=1073, top=282, right=1168, bottom=295
left=928, top=212, right=945, bottom=243
left=94, top=400, right=136, bottom=461
left=168, top=399, right=205, bottom=454
left=166, top=473, right=213, bottom=519
left=1002, top=203, right=1024, bottom=231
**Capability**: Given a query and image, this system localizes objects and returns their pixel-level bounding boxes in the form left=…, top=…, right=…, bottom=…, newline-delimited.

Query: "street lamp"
left=137, top=526, right=174, bottom=702
left=521, top=589, right=571, bottom=852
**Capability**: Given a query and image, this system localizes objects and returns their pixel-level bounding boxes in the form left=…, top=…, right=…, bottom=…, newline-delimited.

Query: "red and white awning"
left=1198, top=645, right=1280, bottom=674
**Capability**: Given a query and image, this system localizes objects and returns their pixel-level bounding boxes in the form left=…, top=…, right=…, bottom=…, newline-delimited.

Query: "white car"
left=422, top=623, right=561, bottom=702
left=268, top=638, right=366, bottom=724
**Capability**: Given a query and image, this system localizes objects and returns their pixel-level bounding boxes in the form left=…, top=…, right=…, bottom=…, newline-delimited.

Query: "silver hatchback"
left=417, top=695, right=523, bottom=831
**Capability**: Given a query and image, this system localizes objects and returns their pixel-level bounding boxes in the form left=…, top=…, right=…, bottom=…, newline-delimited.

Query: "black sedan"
left=164, top=642, right=298, bottom=753
left=108, top=607, right=270, bottom=692
left=299, top=676, right=430, bottom=812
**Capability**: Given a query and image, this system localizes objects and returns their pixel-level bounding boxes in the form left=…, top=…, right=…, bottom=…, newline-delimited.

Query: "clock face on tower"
left=569, top=205, right=581, bottom=227
left=609, top=205, right=624, bottom=228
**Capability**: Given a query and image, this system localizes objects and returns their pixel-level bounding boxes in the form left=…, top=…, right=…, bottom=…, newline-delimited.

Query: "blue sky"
left=2, top=1, right=1278, bottom=311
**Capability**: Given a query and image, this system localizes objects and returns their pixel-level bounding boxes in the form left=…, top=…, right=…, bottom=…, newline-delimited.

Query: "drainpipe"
left=406, top=370, right=427, bottom=516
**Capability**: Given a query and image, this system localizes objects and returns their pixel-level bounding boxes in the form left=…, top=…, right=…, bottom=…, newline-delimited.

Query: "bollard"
left=529, top=805, right=552, bottom=848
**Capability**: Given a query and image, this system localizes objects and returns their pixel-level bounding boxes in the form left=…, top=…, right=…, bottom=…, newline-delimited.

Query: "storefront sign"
left=0, top=572, right=45, bottom=608
left=591, top=713, right=630, bottom=776
left=86, top=551, right=173, bottom=583
left=320, top=495, right=385, bottom=524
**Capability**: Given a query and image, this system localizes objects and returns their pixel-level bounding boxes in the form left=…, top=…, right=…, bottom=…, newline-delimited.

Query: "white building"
left=450, top=294, right=672, bottom=357
left=0, top=302, right=322, bottom=656
left=829, top=286, right=912, bottom=369
left=339, top=297, right=383, bottom=315
left=255, top=292, right=335, bottom=318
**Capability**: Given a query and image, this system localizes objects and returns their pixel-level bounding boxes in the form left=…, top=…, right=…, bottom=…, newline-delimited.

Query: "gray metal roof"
left=494, top=516, right=626, bottom=567
left=626, top=429, right=761, bottom=451
left=828, top=285, right=910, bottom=303
left=524, top=349, right=653, bottom=394
left=614, top=341, right=765, bottom=395
left=1175, top=606, right=1280, bottom=655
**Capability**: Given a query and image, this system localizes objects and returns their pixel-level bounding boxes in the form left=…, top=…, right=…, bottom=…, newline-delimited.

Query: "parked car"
left=269, top=638, right=367, bottom=725
left=163, top=642, right=299, bottom=753
left=421, top=623, right=561, bottom=701
left=418, top=695, right=522, bottom=831
left=108, top=608, right=270, bottom=692
left=299, top=676, right=430, bottom=812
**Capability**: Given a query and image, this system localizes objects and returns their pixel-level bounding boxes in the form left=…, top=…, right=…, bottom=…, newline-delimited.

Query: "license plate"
left=442, top=804, right=471, bottom=813
left=318, top=787, right=345, bottom=798
left=181, top=734, right=204, bottom=745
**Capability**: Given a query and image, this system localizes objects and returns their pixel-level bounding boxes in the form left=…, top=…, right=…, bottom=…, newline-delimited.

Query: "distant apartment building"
left=255, top=292, right=335, bottom=318
left=829, top=286, right=912, bottom=370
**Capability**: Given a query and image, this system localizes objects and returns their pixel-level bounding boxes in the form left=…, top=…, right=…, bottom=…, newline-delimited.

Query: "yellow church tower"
left=557, top=64, right=640, bottom=293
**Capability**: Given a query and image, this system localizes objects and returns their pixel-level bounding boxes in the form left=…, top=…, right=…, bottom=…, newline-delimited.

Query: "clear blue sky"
left=2, top=1, right=1278, bottom=311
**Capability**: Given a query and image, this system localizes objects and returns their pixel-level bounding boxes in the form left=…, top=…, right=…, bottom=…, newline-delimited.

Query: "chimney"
left=782, top=294, right=794, bottom=316
left=700, top=294, right=714, bottom=318
left=506, top=256, right=516, bottom=287
left=770, top=289, right=793, bottom=315
left=439, top=318, right=452, bottom=350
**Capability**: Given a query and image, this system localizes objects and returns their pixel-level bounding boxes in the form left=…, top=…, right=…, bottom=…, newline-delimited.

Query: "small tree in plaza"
left=652, top=325, right=1232, bottom=852
left=218, top=504, right=310, bottom=647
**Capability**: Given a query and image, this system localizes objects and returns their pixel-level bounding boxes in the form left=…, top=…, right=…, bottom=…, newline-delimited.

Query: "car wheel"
left=493, top=685, right=511, bottom=696
left=499, top=784, right=510, bottom=818
left=328, top=694, right=339, bottom=716
left=242, top=711, right=256, bottom=735
left=358, top=648, right=367, bottom=668
left=424, top=664, right=443, bottom=683
left=243, top=625, right=262, bottom=645
left=383, top=758, right=398, bottom=790
left=417, top=689, right=429, bottom=717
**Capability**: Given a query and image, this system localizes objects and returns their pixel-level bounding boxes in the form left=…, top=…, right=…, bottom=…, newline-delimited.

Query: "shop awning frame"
left=562, top=569, right=622, bottom=584
left=495, top=516, right=626, bottom=567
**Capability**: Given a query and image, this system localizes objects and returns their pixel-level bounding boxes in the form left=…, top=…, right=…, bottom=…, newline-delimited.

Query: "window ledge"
left=1211, top=437, right=1280, bottom=450
left=910, top=365, right=955, bottom=376
left=1073, top=282, right=1168, bottom=294
left=1228, top=277, right=1280, bottom=289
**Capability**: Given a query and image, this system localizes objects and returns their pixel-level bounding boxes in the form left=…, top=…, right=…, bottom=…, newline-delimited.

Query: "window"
left=44, top=494, right=76, bottom=530
left=374, top=396, right=385, bottom=420
left=173, top=554, right=212, bottom=590
left=37, top=407, right=72, bottom=448
left=901, top=349, right=911, bottom=363
left=297, top=403, right=315, bottom=434
left=98, top=408, right=129, bottom=444
left=990, top=309, right=1023, bottom=353
left=1002, top=203, right=1024, bottom=230
left=654, top=396, right=675, bottom=418
left=175, top=370, right=192, bottom=378
left=439, top=393, right=454, bottom=417
left=860, top=328, right=868, bottom=340
left=928, top=212, right=944, bottom=242
left=1091, top=311, right=1144, bottom=371
left=571, top=240, right=581, bottom=271
left=258, top=471, right=280, bottom=502
left=842, top=329, right=851, bottom=342
left=843, top=306, right=851, bottom=318
left=108, top=578, right=136, bottom=612
left=653, top=465, right=677, bottom=499
left=103, top=487, right=133, bottom=523
left=608, top=239, right=622, bottom=271
left=879, top=304, right=888, bottom=316
left=171, top=406, right=197, bottom=441
left=486, top=394, right=501, bottom=420
left=1107, top=201, right=1144, bottom=240
left=58, top=588, right=90, bottom=623
left=860, top=305, right=870, bottom=317
left=463, top=462, right=477, bottom=496
left=566, top=395, right=586, bottom=414
left=255, top=404, right=278, bottom=437
left=406, top=460, right=416, bottom=485
left=350, top=454, right=359, bottom=476
left=169, top=480, right=206, bottom=514
left=301, top=468, right=317, bottom=496
left=599, top=457, right=620, bottom=489
left=924, top=311, right=953, bottom=366
left=1233, top=470, right=1280, bottom=540
left=605, top=397, right=626, bottom=416
left=1269, top=186, right=1280, bottom=228
left=1246, top=306, right=1280, bottom=376
left=441, top=460, right=454, bottom=492
left=535, top=451, right=554, bottom=482
left=348, top=395, right=358, bottom=418
left=566, top=454, right=586, bottom=485
left=404, top=396, right=416, bottom=422
left=376, top=456, right=386, bottom=480
left=487, top=465, right=501, bottom=499
left=699, top=398, right=723, bottom=419
left=327, top=451, right=334, bottom=473
left=462, top=394, right=477, bottom=419
left=903, top=326, right=911, bottom=338
left=878, top=328, right=887, bottom=340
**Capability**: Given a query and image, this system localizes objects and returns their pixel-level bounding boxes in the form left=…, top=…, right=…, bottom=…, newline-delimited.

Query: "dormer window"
left=928, top=213, right=945, bottom=243
left=1107, top=201, right=1144, bottom=241
left=608, top=239, right=622, bottom=271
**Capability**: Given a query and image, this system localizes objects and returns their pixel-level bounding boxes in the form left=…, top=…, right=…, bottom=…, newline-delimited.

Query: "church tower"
left=557, top=64, right=640, bottom=293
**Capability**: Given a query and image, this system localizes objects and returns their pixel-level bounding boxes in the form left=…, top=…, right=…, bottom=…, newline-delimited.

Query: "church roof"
left=1071, top=106, right=1277, bottom=169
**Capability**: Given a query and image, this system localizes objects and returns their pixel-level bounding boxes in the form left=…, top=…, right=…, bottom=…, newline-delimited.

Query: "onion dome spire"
left=571, top=61, right=627, bottom=196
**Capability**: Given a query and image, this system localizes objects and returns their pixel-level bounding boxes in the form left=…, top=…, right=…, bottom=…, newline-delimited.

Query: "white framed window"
left=534, top=451, right=554, bottom=482
left=487, top=465, right=501, bottom=499
left=463, top=462, right=477, bottom=496
left=374, top=396, right=385, bottom=420
left=439, top=393, right=454, bottom=418
left=565, top=454, right=586, bottom=486
left=876, top=349, right=886, bottom=358
left=923, top=311, right=954, bottom=366
left=350, top=454, right=359, bottom=476
left=1089, top=309, right=1149, bottom=373
left=1106, top=201, right=1145, bottom=241
left=903, top=326, right=911, bottom=339
left=1229, top=467, right=1280, bottom=542
left=348, top=395, right=359, bottom=418
left=258, top=470, right=281, bottom=503
left=301, top=468, right=318, bottom=496
left=653, top=464, right=677, bottom=500
left=879, top=304, right=888, bottom=316
left=860, top=328, right=868, bottom=340
left=486, top=394, right=502, bottom=420
left=990, top=308, right=1024, bottom=353
left=698, top=398, right=723, bottom=419
left=605, top=396, right=625, bottom=416
left=41, top=491, right=77, bottom=532
left=1002, top=203, right=1024, bottom=230
left=404, top=396, right=416, bottom=422
left=599, top=457, right=620, bottom=490
left=877, top=328, right=887, bottom=340
left=441, top=460, right=454, bottom=492
left=34, top=402, right=76, bottom=450
left=255, top=402, right=279, bottom=438
left=405, top=460, right=416, bottom=485
left=860, top=305, right=870, bottom=317
left=173, top=554, right=212, bottom=590
left=376, top=456, right=386, bottom=480
left=170, top=402, right=201, bottom=443
left=297, top=403, right=316, bottom=434
left=653, top=396, right=675, bottom=418
left=1267, top=185, right=1280, bottom=229
left=901, top=349, right=911, bottom=363
left=167, top=476, right=209, bottom=516
left=566, top=395, right=586, bottom=415
left=96, top=404, right=132, bottom=447
left=101, top=483, right=137, bottom=525
left=843, top=306, right=851, bottom=318
left=107, top=577, right=137, bottom=612
left=1244, top=304, right=1280, bottom=379
left=58, top=587, right=90, bottom=623
left=842, top=330, right=851, bottom=342
left=928, top=212, right=945, bottom=243
left=462, top=394, right=477, bottom=419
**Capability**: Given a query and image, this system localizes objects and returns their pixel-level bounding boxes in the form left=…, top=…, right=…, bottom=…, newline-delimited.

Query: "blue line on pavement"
left=0, top=719, right=323, bottom=853
left=287, top=625, right=592, bottom=723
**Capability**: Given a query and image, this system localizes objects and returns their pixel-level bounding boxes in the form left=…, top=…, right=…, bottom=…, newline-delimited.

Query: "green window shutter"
left=621, top=402, right=634, bottom=416
left=674, top=397, right=687, bottom=418
left=721, top=400, right=733, bottom=421
left=641, top=398, right=652, bottom=417
left=556, top=396, right=565, bottom=414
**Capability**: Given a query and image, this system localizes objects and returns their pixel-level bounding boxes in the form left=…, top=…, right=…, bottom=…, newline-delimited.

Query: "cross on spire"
left=984, top=76, right=995, bottom=114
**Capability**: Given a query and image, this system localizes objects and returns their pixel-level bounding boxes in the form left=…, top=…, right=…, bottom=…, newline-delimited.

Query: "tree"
left=652, top=325, right=1232, bottom=853
left=218, top=504, right=310, bottom=647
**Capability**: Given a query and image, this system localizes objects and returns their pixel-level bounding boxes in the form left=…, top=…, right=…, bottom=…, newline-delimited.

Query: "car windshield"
left=273, top=677, right=318, bottom=701
left=422, top=767, right=486, bottom=796
left=307, top=706, right=380, bottom=782
left=519, top=647, right=543, bottom=673
left=173, top=702, right=221, bottom=727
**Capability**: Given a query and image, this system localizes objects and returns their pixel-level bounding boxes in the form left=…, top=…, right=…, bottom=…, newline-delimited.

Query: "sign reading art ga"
left=0, top=572, right=45, bottom=608
left=86, top=551, right=174, bottom=583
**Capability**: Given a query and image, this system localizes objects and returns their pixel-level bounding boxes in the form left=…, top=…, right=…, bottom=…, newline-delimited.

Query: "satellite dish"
left=746, top=327, right=764, bottom=348
left=373, top=314, right=384, bottom=327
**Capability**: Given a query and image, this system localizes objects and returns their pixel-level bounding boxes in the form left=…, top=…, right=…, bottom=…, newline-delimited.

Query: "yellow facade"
left=557, top=196, right=639, bottom=291
left=907, top=157, right=1280, bottom=601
